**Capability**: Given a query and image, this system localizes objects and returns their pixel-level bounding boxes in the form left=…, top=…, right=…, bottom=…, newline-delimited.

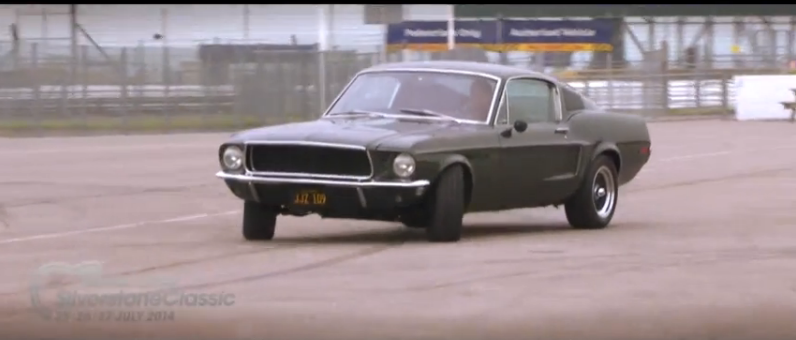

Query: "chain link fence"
left=0, top=5, right=793, bottom=134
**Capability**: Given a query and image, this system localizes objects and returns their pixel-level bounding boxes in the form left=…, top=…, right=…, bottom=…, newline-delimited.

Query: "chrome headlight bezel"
left=221, top=145, right=244, bottom=172
left=392, top=153, right=416, bottom=178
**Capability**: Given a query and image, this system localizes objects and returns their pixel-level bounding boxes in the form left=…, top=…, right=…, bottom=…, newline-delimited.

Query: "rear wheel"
left=242, top=200, right=278, bottom=240
left=564, top=155, right=618, bottom=229
left=425, top=165, right=466, bottom=242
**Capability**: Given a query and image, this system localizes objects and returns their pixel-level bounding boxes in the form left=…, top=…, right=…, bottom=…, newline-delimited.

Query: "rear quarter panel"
left=568, top=110, right=652, bottom=185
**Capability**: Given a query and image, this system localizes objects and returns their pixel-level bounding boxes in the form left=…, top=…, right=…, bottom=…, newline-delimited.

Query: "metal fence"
left=0, top=42, right=381, bottom=132
left=0, top=43, right=742, bottom=131
left=1, top=5, right=794, bottom=133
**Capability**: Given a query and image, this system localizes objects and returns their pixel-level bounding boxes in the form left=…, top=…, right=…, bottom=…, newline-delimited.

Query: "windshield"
left=326, top=71, right=498, bottom=123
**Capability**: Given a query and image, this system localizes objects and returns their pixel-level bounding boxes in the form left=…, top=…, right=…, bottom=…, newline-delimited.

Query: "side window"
left=505, top=78, right=557, bottom=123
left=561, top=86, right=585, bottom=118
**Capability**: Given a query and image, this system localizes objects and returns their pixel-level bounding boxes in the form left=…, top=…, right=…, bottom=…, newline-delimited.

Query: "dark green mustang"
left=216, top=61, right=652, bottom=243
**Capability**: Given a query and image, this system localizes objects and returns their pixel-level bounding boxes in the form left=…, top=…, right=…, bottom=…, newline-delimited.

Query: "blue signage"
left=501, top=19, right=614, bottom=52
left=386, top=19, right=614, bottom=52
left=385, top=20, right=499, bottom=52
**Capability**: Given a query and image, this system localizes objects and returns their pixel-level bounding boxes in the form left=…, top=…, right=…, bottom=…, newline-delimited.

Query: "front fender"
left=439, top=154, right=474, bottom=185
left=414, top=153, right=475, bottom=188
left=423, top=153, right=475, bottom=208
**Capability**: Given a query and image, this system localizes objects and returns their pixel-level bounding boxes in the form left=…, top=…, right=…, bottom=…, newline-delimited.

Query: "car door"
left=497, top=77, right=583, bottom=207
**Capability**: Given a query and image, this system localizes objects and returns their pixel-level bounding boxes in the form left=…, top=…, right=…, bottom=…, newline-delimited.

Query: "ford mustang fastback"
left=216, top=61, right=652, bottom=243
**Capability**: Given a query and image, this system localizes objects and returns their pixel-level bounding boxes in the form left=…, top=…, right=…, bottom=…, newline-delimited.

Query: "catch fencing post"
left=79, top=44, right=89, bottom=127
left=69, top=4, right=78, bottom=121
left=134, top=41, right=145, bottom=121
left=161, top=7, right=171, bottom=131
left=721, top=73, right=729, bottom=115
left=317, top=5, right=331, bottom=113
left=31, top=43, right=41, bottom=134
left=119, top=48, right=130, bottom=131
left=607, top=54, right=615, bottom=109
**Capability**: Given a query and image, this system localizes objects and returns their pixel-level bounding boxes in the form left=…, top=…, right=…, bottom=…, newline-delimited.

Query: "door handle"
left=554, top=127, right=569, bottom=135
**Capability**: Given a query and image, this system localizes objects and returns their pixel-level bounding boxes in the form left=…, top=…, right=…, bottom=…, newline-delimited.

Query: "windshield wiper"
left=327, top=110, right=383, bottom=116
left=397, top=108, right=459, bottom=121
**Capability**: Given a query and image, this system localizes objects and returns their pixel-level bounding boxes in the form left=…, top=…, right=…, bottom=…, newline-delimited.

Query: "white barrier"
left=734, top=75, right=796, bottom=121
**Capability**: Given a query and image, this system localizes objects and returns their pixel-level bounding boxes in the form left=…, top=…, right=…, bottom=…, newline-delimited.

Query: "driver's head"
left=468, top=78, right=494, bottom=117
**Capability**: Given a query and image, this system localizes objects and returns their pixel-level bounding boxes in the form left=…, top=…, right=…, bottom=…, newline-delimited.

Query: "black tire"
left=242, top=200, right=277, bottom=241
left=564, top=155, right=619, bottom=230
left=425, top=165, right=466, bottom=242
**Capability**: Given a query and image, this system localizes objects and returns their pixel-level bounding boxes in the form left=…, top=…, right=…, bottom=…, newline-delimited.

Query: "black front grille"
left=247, top=144, right=372, bottom=177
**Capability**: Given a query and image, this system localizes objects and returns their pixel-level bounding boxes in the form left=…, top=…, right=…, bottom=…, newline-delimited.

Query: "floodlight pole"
left=70, top=5, right=78, bottom=99
left=447, top=4, right=455, bottom=50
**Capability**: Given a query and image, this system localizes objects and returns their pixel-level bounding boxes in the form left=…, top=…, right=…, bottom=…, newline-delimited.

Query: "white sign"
left=734, top=75, right=796, bottom=121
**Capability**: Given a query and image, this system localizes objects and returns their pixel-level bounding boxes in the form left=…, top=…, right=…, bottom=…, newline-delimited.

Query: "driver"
left=461, top=78, right=494, bottom=121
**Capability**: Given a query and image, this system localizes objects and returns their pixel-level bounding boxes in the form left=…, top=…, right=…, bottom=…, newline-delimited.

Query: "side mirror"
left=513, top=120, right=528, bottom=133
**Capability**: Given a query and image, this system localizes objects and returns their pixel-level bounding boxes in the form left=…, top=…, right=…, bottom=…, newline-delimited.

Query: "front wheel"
left=425, top=165, right=466, bottom=242
left=242, top=200, right=278, bottom=240
left=564, top=155, right=618, bottom=229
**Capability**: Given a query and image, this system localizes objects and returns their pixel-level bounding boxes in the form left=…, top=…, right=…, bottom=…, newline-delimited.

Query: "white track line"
left=0, top=143, right=216, bottom=155
left=654, top=151, right=734, bottom=163
left=0, top=210, right=241, bottom=245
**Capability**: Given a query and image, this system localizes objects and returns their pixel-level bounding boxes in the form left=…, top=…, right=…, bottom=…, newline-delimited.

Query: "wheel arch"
left=434, top=155, right=475, bottom=209
left=592, top=142, right=622, bottom=175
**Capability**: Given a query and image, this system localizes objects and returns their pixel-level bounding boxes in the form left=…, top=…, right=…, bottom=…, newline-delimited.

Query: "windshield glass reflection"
left=327, top=71, right=497, bottom=123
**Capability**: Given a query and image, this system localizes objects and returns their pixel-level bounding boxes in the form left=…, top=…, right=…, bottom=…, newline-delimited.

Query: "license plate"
left=293, top=190, right=327, bottom=206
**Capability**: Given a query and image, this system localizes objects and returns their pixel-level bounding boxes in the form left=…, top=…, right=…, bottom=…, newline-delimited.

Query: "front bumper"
left=216, top=171, right=431, bottom=216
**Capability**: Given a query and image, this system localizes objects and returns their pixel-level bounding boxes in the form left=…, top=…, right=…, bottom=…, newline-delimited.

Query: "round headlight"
left=222, top=146, right=244, bottom=171
left=392, top=153, right=416, bottom=178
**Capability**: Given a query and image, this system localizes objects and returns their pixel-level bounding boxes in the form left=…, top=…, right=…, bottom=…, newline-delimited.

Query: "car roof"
left=362, top=60, right=559, bottom=83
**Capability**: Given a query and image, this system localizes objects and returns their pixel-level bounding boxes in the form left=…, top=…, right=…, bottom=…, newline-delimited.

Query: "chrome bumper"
left=215, top=171, right=430, bottom=188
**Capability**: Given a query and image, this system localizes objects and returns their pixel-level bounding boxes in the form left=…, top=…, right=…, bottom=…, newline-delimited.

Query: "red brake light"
left=639, top=146, right=651, bottom=155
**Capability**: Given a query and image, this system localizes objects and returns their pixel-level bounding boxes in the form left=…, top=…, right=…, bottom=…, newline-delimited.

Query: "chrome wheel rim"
left=592, top=166, right=616, bottom=219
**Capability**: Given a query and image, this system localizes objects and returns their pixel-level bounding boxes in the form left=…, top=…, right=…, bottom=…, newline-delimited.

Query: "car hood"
left=230, top=116, right=467, bottom=150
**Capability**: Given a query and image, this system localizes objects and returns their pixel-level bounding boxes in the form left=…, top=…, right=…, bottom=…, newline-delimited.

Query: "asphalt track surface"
left=1, top=120, right=795, bottom=340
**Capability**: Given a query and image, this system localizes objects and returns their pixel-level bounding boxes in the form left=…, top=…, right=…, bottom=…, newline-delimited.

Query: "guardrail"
left=569, top=73, right=735, bottom=116
left=0, top=85, right=233, bottom=114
